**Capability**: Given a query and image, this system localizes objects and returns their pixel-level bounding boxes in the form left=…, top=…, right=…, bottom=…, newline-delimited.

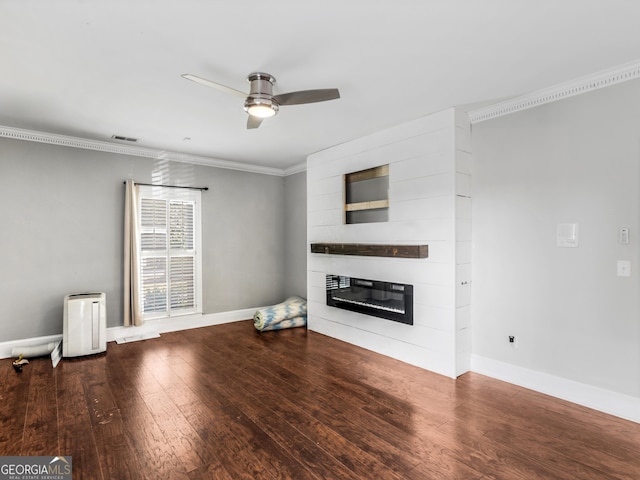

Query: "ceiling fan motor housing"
left=244, top=72, right=279, bottom=116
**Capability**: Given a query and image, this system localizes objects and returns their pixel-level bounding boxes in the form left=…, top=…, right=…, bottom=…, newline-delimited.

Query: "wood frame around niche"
left=343, top=164, right=389, bottom=223
left=310, top=243, right=428, bottom=259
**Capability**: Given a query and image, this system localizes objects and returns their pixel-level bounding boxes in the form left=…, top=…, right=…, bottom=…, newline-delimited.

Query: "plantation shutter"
left=140, top=198, right=168, bottom=313
left=138, top=189, right=201, bottom=318
left=169, top=201, right=195, bottom=310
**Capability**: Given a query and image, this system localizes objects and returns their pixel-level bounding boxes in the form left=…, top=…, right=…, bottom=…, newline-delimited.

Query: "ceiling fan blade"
left=182, top=74, right=246, bottom=98
left=273, top=88, right=340, bottom=106
left=247, top=115, right=263, bottom=129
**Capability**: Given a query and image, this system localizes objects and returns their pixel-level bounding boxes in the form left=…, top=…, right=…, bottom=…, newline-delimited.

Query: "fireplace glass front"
left=326, top=275, right=413, bottom=325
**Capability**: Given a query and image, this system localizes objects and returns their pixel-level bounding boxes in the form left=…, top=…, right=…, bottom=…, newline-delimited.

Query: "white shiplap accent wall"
left=455, top=112, right=473, bottom=376
left=307, top=108, right=472, bottom=378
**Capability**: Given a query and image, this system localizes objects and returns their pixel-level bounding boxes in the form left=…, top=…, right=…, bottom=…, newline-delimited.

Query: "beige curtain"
left=123, top=180, right=142, bottom=326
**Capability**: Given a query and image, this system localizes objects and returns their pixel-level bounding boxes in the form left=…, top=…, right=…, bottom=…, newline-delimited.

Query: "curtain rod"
left=123, top=181, right=208, bottom=191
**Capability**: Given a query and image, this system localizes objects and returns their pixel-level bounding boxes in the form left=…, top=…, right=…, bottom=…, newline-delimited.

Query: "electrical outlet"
left=508, top=335, right=517, bottom=348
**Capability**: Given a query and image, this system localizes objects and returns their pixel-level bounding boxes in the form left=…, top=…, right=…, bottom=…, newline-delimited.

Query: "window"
left=137, top=186, right=202, bottom=319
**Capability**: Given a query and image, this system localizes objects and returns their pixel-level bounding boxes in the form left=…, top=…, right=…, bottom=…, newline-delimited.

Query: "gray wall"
left=283, top=171, right=307, bottom=298
left=201, top=167, right=285, bottom=313
left=0, top=138, right=287, bottom=341
left=472, top=79, right=640, bottom=397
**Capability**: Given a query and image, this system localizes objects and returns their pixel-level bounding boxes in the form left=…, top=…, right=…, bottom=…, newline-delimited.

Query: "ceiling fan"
left=182, top=72, right=340, bottom=129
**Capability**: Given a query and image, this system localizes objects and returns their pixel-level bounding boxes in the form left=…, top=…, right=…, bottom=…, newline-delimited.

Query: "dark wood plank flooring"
left=1, top=320, right=639, bottom=479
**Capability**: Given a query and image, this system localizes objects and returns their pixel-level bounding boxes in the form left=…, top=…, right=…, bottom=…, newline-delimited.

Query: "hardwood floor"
left=1, top=320, right=639, bottom=479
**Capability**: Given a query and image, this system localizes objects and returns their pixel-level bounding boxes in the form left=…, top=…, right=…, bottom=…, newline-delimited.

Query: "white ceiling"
left=2, top=1, right=640, bottom=171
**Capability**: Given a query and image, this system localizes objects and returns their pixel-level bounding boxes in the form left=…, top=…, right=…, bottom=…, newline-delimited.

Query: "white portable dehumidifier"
left=63, top=292, right=107, bottom=357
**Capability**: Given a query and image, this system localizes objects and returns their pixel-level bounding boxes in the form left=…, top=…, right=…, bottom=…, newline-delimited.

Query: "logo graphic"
left=0, top=456, right=72, bottom=480
left=49, top=456, right=71, bottom=470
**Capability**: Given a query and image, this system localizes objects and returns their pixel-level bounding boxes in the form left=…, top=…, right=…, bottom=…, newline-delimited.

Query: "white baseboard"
left=106, top=307, right=259, bottom=342
left=471, top=354, right=640, bottom=424
left=0, top=307, right=259, bottom=360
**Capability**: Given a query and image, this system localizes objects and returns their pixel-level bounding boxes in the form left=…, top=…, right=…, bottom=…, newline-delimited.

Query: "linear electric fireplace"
left=326, top=274, right=413, bottom=325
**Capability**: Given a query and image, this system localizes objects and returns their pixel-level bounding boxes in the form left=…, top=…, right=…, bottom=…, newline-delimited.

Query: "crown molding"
left=7, top=60, right=639, bottom=173
left=0, top=125, right=288, bottom=176
left=468, top=59, right=640, bottom=124
left=282, top=161, right=307, bottom=176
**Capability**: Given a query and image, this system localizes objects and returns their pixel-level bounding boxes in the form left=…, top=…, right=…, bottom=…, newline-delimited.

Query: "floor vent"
left=115, top=332, right=160, bottom=344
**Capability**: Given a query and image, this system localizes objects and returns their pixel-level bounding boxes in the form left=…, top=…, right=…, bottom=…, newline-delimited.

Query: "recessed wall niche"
left=344, top=164, right=389, bottom=224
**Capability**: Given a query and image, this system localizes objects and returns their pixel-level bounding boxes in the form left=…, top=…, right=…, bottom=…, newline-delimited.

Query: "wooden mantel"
left=310, top=243, right=428, bottom=259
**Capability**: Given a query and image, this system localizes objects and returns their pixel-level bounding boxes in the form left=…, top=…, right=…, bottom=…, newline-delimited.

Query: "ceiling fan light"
left=244, top=95, right=279, bottom=118
left=246, top=104, right=277, bottom=118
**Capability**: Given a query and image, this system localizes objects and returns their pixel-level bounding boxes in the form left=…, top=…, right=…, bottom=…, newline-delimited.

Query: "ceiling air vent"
left=111, top=135, right=138, bottom=143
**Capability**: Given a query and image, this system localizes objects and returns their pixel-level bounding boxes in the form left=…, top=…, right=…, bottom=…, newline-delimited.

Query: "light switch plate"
left=617, top=260, right=631, bottom=277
